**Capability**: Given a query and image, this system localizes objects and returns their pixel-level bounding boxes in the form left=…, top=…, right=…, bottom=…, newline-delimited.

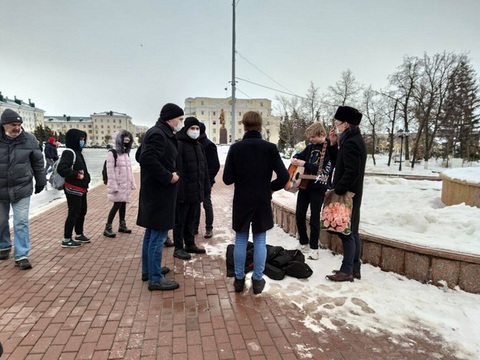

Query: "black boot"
left=103, top=223, right=116, bottom=238
left=118, top=220, right=132, bottom=233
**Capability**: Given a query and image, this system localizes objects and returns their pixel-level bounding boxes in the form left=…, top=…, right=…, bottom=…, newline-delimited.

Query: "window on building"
left=201, top=101, right=204, bottom=105
left=201, top=111, right=204, bottom=115
left=260, top=102, right=264, bottom=107
left=239, top=112, right=242, bottom=116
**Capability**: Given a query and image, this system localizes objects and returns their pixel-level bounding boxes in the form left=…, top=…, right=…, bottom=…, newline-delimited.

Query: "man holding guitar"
left=290, top=122, right=338, bottom=260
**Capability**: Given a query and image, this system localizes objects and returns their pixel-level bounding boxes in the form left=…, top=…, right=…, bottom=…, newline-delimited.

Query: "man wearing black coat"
left=173, top=117, right=211, bottom=260
left=223, top=111, right=289, bottom=294
left=137, top=103, right=184, bottom=291
left=326, top=106, right=367, bottom=282
left=193, top=122, right=220, bottom=238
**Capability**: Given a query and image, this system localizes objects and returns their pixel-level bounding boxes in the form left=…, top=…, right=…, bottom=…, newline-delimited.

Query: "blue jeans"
left=0, top=196, right=31, bottom=261
left=339, top=232, right=362, bottom=275
left=234, top=231, right=266, bottom=281
left=141, top=228, right=167, bottom=283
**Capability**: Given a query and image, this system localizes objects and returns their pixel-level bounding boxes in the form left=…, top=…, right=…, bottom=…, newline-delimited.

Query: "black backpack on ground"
left=102, top=149, right=118, bottom=185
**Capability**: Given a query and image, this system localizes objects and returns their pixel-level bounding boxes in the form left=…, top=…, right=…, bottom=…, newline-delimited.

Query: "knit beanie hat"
left=48, top=136, right=56, bottom=144
left=1, top=109, right=23, bottom=125
left=334, top=106, right=362, bottom=125
left=184, top=117, right=200, bottom=130
left=160, top=103, right=184, bottom=121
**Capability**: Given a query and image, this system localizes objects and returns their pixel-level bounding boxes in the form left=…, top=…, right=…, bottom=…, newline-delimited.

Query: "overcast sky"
left=1, top=0, right=479, bottom=127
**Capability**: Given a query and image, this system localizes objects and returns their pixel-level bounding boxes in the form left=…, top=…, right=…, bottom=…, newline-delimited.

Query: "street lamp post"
left=396, top=129, right=410, bottom=171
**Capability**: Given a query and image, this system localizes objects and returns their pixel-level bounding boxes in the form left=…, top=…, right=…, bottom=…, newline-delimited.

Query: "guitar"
left=284, top=164, right=319, bottom=193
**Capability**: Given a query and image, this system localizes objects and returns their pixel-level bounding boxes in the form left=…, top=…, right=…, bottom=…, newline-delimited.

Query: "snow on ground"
left=214, top=145, right=480, bottom=359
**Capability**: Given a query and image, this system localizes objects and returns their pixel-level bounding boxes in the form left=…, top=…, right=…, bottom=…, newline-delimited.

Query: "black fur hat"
left=334, top=106, right=362, bottom=125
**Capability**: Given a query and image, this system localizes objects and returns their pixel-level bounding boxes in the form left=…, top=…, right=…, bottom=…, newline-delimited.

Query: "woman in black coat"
left=326, top=106, right=367, bottom=282
left=223, top=111, right=289, bottom=294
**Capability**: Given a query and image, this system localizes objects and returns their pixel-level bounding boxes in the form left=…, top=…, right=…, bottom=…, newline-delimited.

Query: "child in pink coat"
left=103, top=130, right=136, bottom=238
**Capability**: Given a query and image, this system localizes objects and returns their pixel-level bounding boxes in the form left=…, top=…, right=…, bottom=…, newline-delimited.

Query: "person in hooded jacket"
left=173, top=117, right=211, bottom=260
left=57, top=129, right=91, bottom=248
left=223, top=111, right=289, bottom=295
left=193, top=122, right=220, bottom=238
left=326, top=106, right=367, bottom=282
left=0, top=109, right=46, bottom=270
left=103, top=130, right=136, bottom=238
left=44, top=136, right=59, bottom=174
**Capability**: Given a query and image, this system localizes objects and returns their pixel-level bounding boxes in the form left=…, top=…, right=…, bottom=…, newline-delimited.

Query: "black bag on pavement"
left=284, top=261, right=313, bottom=279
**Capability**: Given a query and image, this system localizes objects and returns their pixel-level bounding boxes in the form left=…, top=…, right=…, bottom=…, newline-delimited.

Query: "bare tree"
left=301, top=82, right=322, bottom=125
left=325, top=69, right=362, bottom=108
left=411, top=52, right=460, bottom=164
left=361, top=86, right=387, bottom=165
left=388, top=55, right=422, bottom=161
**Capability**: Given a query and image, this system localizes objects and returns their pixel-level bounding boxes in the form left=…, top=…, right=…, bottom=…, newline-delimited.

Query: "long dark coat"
left=176, top=129, right=210, bottom=203
left=198, top=132, right=220, bottom=186
left=332, top=127, right=367, bottom=234
left=223, top=131, right=289, bottom=234
left=137, top=120, right=178, bottom=230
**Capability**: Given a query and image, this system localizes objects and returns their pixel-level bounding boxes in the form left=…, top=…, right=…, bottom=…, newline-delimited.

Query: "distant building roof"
left=45, top=115, right=92, bottom=122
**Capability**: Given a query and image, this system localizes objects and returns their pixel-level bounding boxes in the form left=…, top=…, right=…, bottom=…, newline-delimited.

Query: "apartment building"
left=44, top=111, right=135, bottom=146
left=184, top=97, right=280, bottom=144
left=0, top=92, right=45, bottom=132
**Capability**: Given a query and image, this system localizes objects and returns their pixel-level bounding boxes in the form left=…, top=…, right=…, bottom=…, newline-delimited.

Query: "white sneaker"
left=297, top=243, right=309, bottom=252
left=308, top=249, right=319, bottom=260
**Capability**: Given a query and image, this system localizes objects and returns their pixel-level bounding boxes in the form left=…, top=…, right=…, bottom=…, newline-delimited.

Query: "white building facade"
left=0, top=92, right=45, bottom=133
left=184, top=97, right=280, bottom=144
left=44, top=111, right=135, bottom=146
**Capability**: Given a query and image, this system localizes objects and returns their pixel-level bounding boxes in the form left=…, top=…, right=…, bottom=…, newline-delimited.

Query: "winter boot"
left=118, top=220, right=132, bottom=233
left=103, top=223, right=116, bottom=238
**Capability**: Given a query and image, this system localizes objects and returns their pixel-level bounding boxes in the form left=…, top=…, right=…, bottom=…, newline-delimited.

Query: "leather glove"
left=34, top=185, right=44, bottom=194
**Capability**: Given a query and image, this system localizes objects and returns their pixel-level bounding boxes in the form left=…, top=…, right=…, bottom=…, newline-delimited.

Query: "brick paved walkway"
left=0, top=169, right=459, bottom=359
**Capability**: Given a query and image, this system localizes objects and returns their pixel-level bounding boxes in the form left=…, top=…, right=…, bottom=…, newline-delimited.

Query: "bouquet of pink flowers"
left=320, top=191, right=355, bottom=235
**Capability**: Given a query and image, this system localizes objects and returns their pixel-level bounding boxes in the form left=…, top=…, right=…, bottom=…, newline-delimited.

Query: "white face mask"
left=187, top=129, right=200, bottom=140
left=174, top=121, right=183, bottom=133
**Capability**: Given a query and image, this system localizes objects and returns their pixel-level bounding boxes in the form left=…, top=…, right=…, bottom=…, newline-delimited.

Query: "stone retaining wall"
left=440, top=172, right=480, bottom=208
left=272, top=200, right=480, bottom=294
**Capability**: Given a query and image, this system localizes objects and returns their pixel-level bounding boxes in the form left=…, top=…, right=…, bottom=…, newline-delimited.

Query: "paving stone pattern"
left=0, top=169, right=459, bottom=359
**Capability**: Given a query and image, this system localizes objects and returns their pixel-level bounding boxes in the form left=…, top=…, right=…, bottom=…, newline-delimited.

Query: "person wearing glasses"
left=326, top=106, right=367, bottom=282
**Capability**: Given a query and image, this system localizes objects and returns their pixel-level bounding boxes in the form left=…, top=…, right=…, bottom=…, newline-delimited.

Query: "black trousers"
left=107, top=202, right=126, bottom=224
left=173, top=201, right=200, bottom=250
left=295, top=187, right=326, bottom=250
left=64, top=192, right=87, bottom=239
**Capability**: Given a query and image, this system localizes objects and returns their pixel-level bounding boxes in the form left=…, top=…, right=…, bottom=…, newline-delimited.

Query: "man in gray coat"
left=0, top=109, right=46, bottom=269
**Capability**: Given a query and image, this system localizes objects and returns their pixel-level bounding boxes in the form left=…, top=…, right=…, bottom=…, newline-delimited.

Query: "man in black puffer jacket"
left=173, top=117, right=211, bottom=260
left=0, top=109, right=46, bottom=270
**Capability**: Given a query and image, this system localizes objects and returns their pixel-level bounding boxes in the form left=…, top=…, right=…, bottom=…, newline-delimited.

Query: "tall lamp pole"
left=396, top=129, right=410, bottom=171
left=231, top=0, right=236, bottom=143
